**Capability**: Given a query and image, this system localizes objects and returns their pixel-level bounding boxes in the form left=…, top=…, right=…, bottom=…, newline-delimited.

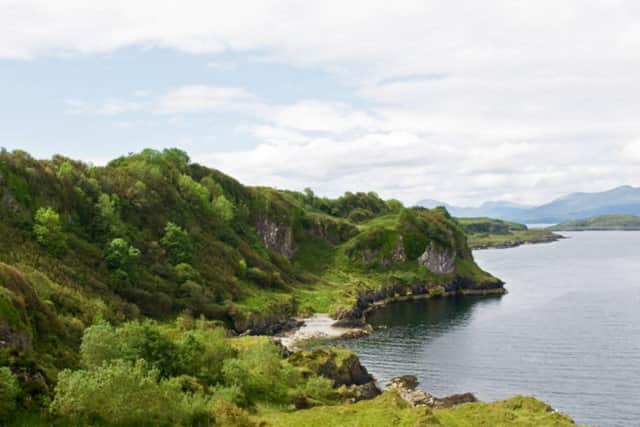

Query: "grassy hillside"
left=256, top=392, right=576, bottom=426
left=457, top=217, right=562, bottom=249
left=549, top=214, right=640, bottom=230
left=0, top=148, right=502, bottom=418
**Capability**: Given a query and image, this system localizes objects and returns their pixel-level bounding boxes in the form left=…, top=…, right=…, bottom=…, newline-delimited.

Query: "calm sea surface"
left=336, top=231, right=640, bottom=426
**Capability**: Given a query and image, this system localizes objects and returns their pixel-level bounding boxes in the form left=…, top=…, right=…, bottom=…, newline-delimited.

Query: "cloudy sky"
left=2, top=1, right=640, bottom=206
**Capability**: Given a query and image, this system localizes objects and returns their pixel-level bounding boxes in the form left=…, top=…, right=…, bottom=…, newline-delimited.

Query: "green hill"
left=0, top=148, right=504, bottom=417
left=549, top=214, right=640, bottom=230
left=457, top=217, right=562, bottom=249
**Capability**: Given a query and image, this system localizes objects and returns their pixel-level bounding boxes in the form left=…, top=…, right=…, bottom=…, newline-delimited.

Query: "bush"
left=222, top=340, right=299, bottom=405
left=51, top=359, right=209, bottom=426
left=209, top=399, right=256, bottom=427
left=33, top=207, right=66, bottom=255
left=80, top=321, right=122, bottom=369
left=105, top=238, right=141, bottom=283
left=178, top=328, right=236, bottom=386
left=161, top=222, right=193, bottom=264
left=0, top=367, right=20, bottom=418
left=213, top=195, right=234, bottom=223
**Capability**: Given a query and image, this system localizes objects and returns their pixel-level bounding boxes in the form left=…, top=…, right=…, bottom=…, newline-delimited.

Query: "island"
left=457, top=217, right=563, bottom=249
left=549, top=214, right=640, bottom=231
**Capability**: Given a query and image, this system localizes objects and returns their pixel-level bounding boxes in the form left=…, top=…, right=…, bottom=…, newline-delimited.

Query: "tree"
left=80, top=321, right=121, bottom=369
left=105, top=238, right=141, bottom=283
left=0, top=367, right=20, bottom=419
left=94, top=193, right=123, bottom=237
left=179, top=174, right=210, bottom=210
left=213, top=195, right=234, bottom=223
left=161, top=222, right=192, bottom=264
left=33, top=207, right=66, bottom=255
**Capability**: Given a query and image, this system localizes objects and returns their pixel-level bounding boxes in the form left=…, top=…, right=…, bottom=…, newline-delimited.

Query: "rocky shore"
left=332, top=275, right=505, bottom=328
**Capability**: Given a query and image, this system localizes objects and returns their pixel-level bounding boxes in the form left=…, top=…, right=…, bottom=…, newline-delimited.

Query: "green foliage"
left=0, top=148, right=505, bottom=423
left=179, top=174, right=211, bottom=211
left=33, top=207, right=66, bottom=255
left=177, top=328, right=236, bottom=385
left=0, top=367, right=20, bottom=418
left=160, top=222, right=193, bottom=264
left=104, top=238, right=140, bottom=283
left=257, top=391, right=576, bottom=427
left=80, top=321, right=121, bottom=369
left=94, top=193, right=123, bottom=237
left=50, top=359, right=210, bottom=426
left=213, top=195, right=235, bottom=223
left=222, top=340, right=299, bottom=404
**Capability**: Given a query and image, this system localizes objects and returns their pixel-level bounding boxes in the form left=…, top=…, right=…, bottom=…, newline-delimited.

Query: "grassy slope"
left=458, top=217, right=561, bottom=249
left=549, top=214, right=640, bottom=230
left=0, top=149, right=576, bottom=425
left=256, top=391, right=577, bottom=427
left=0, top=148, right=498, bottom=397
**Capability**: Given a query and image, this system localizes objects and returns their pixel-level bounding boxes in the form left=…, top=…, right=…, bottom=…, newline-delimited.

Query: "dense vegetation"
left=549, top=214, right=640, bottom=230
left=0, top=148, right=516, bottom=425
left=457, top=217, right=561, bottom=249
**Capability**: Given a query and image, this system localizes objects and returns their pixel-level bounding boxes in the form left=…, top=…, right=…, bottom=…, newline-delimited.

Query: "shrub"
left=160, top=222, right=193, bottom=264
left=105, top=238, right=141, bottom=283
left=0, top=367, right=20, bottom=418
left=51, top=359, right=208, bottom=426
left=213, top=195, right=235, bottom=223
left=33, top=207, right=66, bottom=255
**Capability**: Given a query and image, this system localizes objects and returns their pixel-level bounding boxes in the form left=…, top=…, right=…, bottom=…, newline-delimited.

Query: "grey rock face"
left=255, top=217, right=295, bottom=258
left=418, top=243, right=455, bottom=274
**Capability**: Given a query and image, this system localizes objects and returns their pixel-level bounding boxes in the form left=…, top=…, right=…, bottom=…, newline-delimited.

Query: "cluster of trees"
left=300, top=188, right=403, bottom=223
left=42, top=318, right=338, bottom=426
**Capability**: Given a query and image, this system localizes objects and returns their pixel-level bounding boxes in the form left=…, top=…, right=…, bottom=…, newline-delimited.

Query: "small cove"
left=335, top=231, right=640, bottom=427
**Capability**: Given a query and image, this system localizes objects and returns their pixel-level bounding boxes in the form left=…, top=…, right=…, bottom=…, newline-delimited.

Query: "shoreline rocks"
left=388, top=375, right=477, bottom=408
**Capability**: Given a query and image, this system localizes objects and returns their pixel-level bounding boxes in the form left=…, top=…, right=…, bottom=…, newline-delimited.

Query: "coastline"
left=469, top=233, right=564, bottom=250
left=278, top=282, right=506, bottom=350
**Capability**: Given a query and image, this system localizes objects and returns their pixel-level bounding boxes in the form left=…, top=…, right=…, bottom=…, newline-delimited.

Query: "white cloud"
left=154, top=85, right=264, bottom=114
left=7, top=1, right=640, bottom=203
left=270, top=101, right=378, bottom=133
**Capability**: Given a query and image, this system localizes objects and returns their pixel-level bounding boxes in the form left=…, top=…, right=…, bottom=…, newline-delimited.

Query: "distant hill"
left=549, top=214, right=640, bottom=231
left=417, top=186, right=640, bottom=223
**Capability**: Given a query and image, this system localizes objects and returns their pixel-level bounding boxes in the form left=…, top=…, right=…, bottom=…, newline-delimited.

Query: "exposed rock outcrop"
left=255, top=217, right=295, bottom=258
left=418, top=243, right=455, bottom=274
left=288, top=348, right=376, bottom=387
left=388, top=375, right=477, bottom=408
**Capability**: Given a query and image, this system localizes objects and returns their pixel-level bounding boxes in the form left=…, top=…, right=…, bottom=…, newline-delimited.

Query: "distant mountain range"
left=417, top=185, right=640, bottom=224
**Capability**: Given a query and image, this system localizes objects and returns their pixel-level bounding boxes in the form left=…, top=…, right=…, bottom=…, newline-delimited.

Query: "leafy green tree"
left=105, top=238, right=140, bottom=270
left=105, top=238, right=141, bottom=283
left=386, top=198, right=404, bottom=213
left=0, top=367, right=20, bottom=419
left=161, top=222, right=192, bottom=264
left=162, top=148, right=190, bottom=172
left=119, top=321, right=180, bottom=378
left=33, top=207, right=66, bottom=255
left=94, top=193, right=123, bottom=237
left=179, top=174, right=210, bottom=209
left=213, top=195, right=234, bottom=223
left=80, top=321, right=122, bottom=369
left=178, top=328, right=236, bottom=385
left=200, top=176, right=224, bottom=199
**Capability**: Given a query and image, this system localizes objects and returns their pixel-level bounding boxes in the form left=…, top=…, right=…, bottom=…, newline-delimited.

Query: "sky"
left=1, top=1, right=640, bottom=206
